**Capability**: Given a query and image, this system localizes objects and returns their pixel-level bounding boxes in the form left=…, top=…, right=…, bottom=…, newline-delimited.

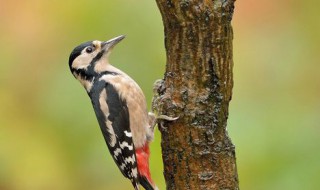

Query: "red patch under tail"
left=136, top=143, right=154, bottom=187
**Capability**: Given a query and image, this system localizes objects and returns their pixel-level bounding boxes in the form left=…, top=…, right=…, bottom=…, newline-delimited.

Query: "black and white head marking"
left=68, top=40, right=103, bottom=79
left=68, top=36, right=125, bottom=89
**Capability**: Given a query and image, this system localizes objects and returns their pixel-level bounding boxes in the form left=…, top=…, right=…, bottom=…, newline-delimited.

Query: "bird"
left=68, top=35, right=158, bottom=190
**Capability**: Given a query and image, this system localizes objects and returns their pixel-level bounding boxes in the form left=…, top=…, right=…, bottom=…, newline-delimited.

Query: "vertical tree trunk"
left=154, top=0, right=238, bottom=189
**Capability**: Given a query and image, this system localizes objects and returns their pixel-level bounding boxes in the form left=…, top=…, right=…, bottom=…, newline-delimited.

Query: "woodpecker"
left=68, top=35, right=158, bottom=190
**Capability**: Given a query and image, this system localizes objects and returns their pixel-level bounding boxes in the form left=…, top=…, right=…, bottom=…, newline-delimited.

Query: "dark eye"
left=86, top=46, right=94, bottom=53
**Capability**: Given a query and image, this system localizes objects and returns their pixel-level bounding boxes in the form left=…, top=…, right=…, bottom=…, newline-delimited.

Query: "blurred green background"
left=0, top=0, right=319, bottom=189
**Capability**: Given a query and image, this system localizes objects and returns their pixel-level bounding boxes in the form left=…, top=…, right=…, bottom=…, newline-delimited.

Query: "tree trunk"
left=154, top=0, right=239, bottom=189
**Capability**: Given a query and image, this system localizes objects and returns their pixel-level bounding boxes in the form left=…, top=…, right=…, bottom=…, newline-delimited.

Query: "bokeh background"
left=0, top=0, right=319, bottom=189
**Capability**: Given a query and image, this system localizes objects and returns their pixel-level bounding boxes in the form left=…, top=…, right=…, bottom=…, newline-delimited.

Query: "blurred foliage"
left=0, top=0, right=319, bottom=189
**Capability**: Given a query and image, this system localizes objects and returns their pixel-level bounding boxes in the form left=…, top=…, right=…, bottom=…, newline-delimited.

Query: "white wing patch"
left=124, top=130, right=132, bottom=137
left=99, top=89, right=117, bottom=147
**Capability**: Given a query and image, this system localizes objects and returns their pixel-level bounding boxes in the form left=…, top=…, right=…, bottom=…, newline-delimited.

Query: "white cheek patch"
left=72, top=49, right=99, bottom=69
left=72, top=55, right=91, bottom=69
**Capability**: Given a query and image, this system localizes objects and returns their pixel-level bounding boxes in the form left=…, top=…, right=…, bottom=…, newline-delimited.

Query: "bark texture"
left=154, top=0, right=238, bottom=189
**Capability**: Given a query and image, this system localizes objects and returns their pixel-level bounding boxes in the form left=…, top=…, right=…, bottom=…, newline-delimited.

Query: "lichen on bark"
left=154, top=0, right=238, bottom=189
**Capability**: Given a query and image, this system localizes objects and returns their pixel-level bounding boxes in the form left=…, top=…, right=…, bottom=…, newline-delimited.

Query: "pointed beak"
left=101, top=35, right=125, bottom=51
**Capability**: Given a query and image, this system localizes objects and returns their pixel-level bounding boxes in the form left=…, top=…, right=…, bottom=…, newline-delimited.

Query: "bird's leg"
left=156, top=114, right=179, bottom=132
left=157, top=115, right=179, bottom=121
left=148, top=112, right=179, bottom=133
left=150, top=79, right=179, bottom=132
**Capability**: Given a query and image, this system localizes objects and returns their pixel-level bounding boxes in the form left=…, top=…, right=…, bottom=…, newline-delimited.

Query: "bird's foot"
left=148, top=112, right=179, bottom=132
left=157, top=115, right=179, bottom=121
left=156, top=114, right=179, bottom=132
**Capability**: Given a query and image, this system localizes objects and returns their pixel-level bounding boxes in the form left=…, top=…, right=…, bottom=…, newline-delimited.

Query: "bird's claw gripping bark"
left=156, top=114, right=179, bottom=132
left=148, top=112, right=179, bottom=133
left=157, top=115, right=179, bottom=121
left=149, top=79, right=179, bottom=132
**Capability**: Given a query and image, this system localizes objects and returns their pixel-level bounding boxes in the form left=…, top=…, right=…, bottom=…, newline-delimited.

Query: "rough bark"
left=154, top=0, right=238, bottom=189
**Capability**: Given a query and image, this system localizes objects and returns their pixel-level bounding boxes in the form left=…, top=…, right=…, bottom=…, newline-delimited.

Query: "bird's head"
left=68, top=35, right=125, bottom=78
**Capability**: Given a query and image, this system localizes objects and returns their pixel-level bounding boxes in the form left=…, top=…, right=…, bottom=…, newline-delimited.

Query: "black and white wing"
left=91, top=81, right=138, bottom=185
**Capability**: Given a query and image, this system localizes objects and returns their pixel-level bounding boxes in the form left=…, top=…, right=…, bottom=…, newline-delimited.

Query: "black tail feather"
left=139, top=176, right=154, bottom=190
left=132, top=181, right=140, bottom=190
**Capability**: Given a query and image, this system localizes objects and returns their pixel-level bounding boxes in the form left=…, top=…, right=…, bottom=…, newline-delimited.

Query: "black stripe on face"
left=80, top=49, right=106, bottom=79
left=91, top=49, right=105, bottom=65
left=85, top=49, right=106, bottom=73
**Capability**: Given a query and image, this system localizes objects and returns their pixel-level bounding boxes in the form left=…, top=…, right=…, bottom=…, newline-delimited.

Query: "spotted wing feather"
left=91, top=81, right=138, bottom=183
